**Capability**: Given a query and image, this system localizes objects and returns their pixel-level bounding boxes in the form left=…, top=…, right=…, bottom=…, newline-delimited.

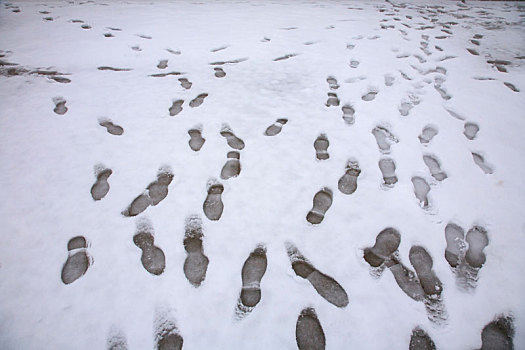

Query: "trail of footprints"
left=40, top=2, right=519, bottom=347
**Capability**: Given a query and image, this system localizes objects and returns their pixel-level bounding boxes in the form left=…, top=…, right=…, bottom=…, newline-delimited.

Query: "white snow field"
left=1, top=0, right=524, bottom=349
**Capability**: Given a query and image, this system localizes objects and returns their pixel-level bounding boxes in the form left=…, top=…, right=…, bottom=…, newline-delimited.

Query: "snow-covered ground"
left=1, top=0, right=524, bottom=349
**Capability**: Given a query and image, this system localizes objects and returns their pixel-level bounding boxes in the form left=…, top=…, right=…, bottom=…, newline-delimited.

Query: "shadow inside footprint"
left=90, top=166, right=112, bottom=201
left=409, top=327, right=436, bottom=350
left=61, top=236, right=92, bottom=285
left=183, top=215, right=209, bottom=287
left=221, top=151, right=241, bottom=180
left=338, top=159, right=361, bottom=194
left=133, top=221, right=165, bottom=276
left=203, top=180, right=224, bottom=221
left=53, top=97, right=68, bottom=115
left=296, top=307, right=326, bottom=350
left=314, top=134, right=329, bottom=160
left=306, top=188, right=333, bottom=225
left=240, top=245, right=267, bottom=308
left=472, top=153, right=493, bottom=174
left=220, top=124, right=245, bottom=150
left=264, top=118, right=288, bottom=136
left=411, top=176, right=430, bottom=208
left=379, top=158, right=398, bottom=187
left=188, top=127, right=205, bottom=151
left=288, top=243, right=349, bottom=308
left=465, top=226, right=489, bottom=268
left=189, top=93, right=208, bottom=108
left=169, top=99, right=184, bottom=116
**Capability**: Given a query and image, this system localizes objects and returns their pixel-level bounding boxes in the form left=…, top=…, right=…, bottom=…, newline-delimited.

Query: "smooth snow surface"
left=1, top=0, right=525, bottom=349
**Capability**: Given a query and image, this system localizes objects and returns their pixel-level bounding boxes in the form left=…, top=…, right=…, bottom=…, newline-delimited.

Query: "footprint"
left=137, top=34, right=152, bottom=39
left=220, top=151, right=241, bottom=180
left=444, top=223, right=465, bottom=268
left=409, top=246, right=442, bottom=296
left=61, top=236, right=92, bottom=284
left=214, top=67, right=226, bottom=78
left=472, top=152, right=493, bottom=174
left=53, top=97, right=68, bottom=115
left=123, top=193, right=152, bottom=217
left=211, top=45, right=228, bottom=53
left=372, top=126, right=398, bottom=154
left=122, top=168, right=174, bottom=216
left=423, top=154, right=447, bottom=181
left=399, top=101, right=413, bottom=116
left=387, top=259, right=425, bottom=301
left=178, top=78, right=192, bottom=89
left=434, top=83, right=451, bottom=100
left=166, top=48, right=181, bottom=55
left=338, top=159, right=361, bottom=195
left=154, top=310, right=183, bottom=350
left=467, top=48, right=479, bottom=56
left=90, top=165, right=112, bottom=201
left=325, top=92, right=340, bottom=107
left=349, top=59, right=360, bottom=68
left=220, top=124, right=245, bottom=150
left=188, top=126, right=205, bottom=151
left=362, top=89, right=378, bottom=101
left=473, top=34, right=483, bottom=39
left=379, top=158, right=398, bottom=187
left=81, top=24, right=91, bottom=29
left=504, top=82, right=519, bottom=92
left=470, top=39, right=480, bottom=46
left=133, top=219, right=165, bottom=276
left=183, top=215, right=209, bottom=287
left=465, top=226, right=489, bottom=268
left=150, top=71, right=182, bottom=78
left=464, top=122, right=479, bottom=140
left=287, top=243, right=349, bottom=308
left=131, top=45, right=141, bottom=52
left=314, top=134, right=329, bottom=160
left=306, top=188, right=333, bottom=225
left=264, top=118, right=288, bottom=136
left=274, top=53, right=297, bottom=61
left=409, top=327, right=436, bottom=350
left=107, top=327, right=128, bottom=350
left=480, top=315, right=514, bottom=350
left=99, top=118, right=124, bottom=135
left=296, top=307, right=326, bottom=350
left=203, top=179, right=224, bottom=221
left=363, top=227, right=401, bottom=267
left=43, top=17, right=53, bottom=21
left=169, top=99, right=184, bottom=116
left=103, top=33, right=114, bottom=38
left=238, top=245, right=267, bottom=310
left=385, top=74, right=395, bottom=86
left=189, top=93, right=208, bottom=108
left=157, top=59, right=168, bottom=69
left=418, top=126, right=438, bottom=144
left=342, top=105, right=355, bottom=124
left=98, top=66, right=132, bottom=72
left=411, top=176, right=430, bottom=208
left=326, top=76, right=339, bottom=90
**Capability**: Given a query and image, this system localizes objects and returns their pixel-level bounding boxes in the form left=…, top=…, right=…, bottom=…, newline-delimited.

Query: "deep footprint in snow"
left=157, top=59, right=168, bottom=69
left=326, top=76, right=339, bottom=90
left=472, top=152, right=493, bottom=174
left=99, top=118, right=124, bottom=135
left=178, top=78, right=192, bottom=89
left=183, top=215, right=209, bottom=287
left=154, top=310, right=183, bottom=350
left=188, top=126, right=205, bottom=151
left=314, top=134, right=329, bottom=160
left=287, top=242, right=349, bottom=308
left=90, top=165, right=112, bottom=201
left=169, top=99, right=184, bottom=116
left=189, top=93, right=208, bottom=108
left=61, top=236, right=92, bottom=285
left=237, top=244, right=267, bottom=313
left=214, top=67, right=226, bottom=78
left=362, top=89, right=378, bottom=101
left=423, top=154, right=447, bottom=181
left=325, top=92, right=340, bottom=107
left=203, top=179, right=224, bottom=221
left=133, top=219, right=165, bottom=276
left=338, top=159, right=361, bottom=195
left=221, top=124, right=245, bottom=150
left=296, top=307, right=326, bottom=350
left=409, top=327, right=436, bottom=350
left=264, top=118, right=288, bottom=136
left=372, top=126, right=398, bottom=154
left=419, top=125, right=438, bottom=144
left=122, top=168, right=174, bottom=216
left=444, top=223, right=465, bottom=268
left=465, top=226, right=489, bottom=268
left=411, top=176, right=430, bottom=208
left=306, top=188, right=333, bottom=225
left=221, top=151, right=241, bottom=180
left=53, top=97, right=68, bottom=115
left=363, top=227, right=401, bottom=268
left=480, top=315, right=514, bottom=350
left=342, top=104, right=355, bottom=125
left=464, top=122, right=479, bottom=140
left=107, top=327, right=128, bottom=350
left=409, top=246, right=442, bottom=297
left=379, top=158, right=398, bottom=187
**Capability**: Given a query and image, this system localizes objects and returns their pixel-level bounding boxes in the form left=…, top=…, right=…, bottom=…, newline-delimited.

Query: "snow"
left=0, top=0, right=524, bottom=349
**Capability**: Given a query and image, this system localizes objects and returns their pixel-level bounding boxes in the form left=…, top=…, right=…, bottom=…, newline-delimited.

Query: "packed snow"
left=0, top=0, right=524, bottom=349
